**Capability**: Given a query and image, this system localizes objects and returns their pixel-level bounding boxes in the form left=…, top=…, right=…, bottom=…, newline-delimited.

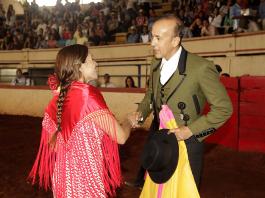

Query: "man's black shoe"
left=124, top=181, right=144, bottom=190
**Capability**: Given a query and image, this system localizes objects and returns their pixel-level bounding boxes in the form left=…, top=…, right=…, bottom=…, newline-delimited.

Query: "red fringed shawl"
left=28, top=81, right=121, bottom=197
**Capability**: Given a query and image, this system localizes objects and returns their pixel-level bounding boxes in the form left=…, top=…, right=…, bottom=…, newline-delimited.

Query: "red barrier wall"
left=204, top=76, right=265, bottom=153
left=239, top=76, right=265, bottom=153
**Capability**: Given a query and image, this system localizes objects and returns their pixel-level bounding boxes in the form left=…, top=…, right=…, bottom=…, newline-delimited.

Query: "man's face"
left=104, top=75, right=110, bottom=83
left=16, top=69, right=22, bottom=77
left=151, top=20, right=180, bottom=60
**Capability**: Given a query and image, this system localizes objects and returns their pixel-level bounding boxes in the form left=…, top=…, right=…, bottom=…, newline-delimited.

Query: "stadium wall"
left=1, top=32, right=265, bottom=87
left=1, top=76, right=265, bottom=153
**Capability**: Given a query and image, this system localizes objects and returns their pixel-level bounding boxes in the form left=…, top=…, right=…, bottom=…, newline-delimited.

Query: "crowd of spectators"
left=0, top=0, right=264, bottom=50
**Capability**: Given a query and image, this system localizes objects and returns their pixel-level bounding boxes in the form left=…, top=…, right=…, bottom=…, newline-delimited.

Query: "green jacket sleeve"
left=188, top=62, right=233, bottom=141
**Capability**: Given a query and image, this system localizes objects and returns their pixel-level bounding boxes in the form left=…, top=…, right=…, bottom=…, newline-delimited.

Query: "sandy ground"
left=0, top=115, right=265, bottom=198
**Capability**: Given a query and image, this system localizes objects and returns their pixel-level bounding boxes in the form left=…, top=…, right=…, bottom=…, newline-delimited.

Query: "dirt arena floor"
left=0, top=115, right=265, bottom=198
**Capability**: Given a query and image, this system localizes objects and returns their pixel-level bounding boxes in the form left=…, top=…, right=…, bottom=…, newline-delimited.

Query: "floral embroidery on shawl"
left=28, top=109, right=121, bottom=197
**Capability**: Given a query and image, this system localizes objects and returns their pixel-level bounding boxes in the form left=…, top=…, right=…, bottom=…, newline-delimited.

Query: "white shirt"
left=100, top=82, right=116, bottom=88
left=160, top=46, right=182, bottom=85
left=141, top=34, right=150, bottom=43
left=11, top=76, right=27, bottom=86
left=211, top=15, right=223, bottom=28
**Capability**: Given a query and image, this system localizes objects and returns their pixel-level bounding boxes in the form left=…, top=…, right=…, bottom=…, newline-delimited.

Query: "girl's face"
left=79, top=54, right=98, bottom=83
left=126, top=78, right=133, bottom=87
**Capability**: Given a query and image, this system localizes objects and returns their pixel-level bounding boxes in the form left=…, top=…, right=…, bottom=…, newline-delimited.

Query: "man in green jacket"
left=129, top=15, right=233, bottom=187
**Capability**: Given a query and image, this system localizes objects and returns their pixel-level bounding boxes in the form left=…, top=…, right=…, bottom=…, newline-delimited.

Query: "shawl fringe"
left=28, top=113, right=56, bottom=190
left=89, top=109, right=122, bottom=197
left=101, top=134, right=122, bottom=197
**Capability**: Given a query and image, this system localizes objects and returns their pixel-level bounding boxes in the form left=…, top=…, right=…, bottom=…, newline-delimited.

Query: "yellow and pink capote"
left=140, top=104, right=200, bottom=198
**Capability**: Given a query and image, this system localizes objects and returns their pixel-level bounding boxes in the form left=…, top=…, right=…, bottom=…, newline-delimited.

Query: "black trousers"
left=134, top=120, right=158, bottom=184
left=184, top=136, right=204, bottom=187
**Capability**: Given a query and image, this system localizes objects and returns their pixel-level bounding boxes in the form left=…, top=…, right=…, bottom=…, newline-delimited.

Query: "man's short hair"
left=104, top=73, right=110, bottom=78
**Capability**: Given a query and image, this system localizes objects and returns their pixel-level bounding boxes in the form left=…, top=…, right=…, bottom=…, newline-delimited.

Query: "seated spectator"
left=89, top=2, right=100, bottom=19
left=107, top=11, right=119, bottom=40
left=230, top=0, right=246, bottom=32
left=50, top=18, right=58, bottom=32
left=118, top=12, right=131, bottom=32
left=219, top=1, right=230, bottom=16
left=11, top=69, right=27, bottom=85
left=23, top=71, right=34, bottom=85
left=148, top=9, right=157, bottom=30
left=15, top=29, right=24, bottom=44
left=98, top=11, right=107, bottom=28
left=190, top=18, right=203, bottom=37
left=23, top=31, right=36, bottom=49
left=73, top=24, right=82, bottom=41
left=177, top=9, right=188, bottom=25
left=59, top=20, right=67, bottom=38
left=100, top=73, right=116, bottom=88
left=2, top=30, right=12, bottom=50
left=201, top=19, right=212, bottom=36
left=125, top=76, right=137, bottom=88
left=12, top=36, right=23, bottom=50
left=0, top=4, right=5, bottom=22
left=36, top=19, right=47, bottom=36
left=51, top=28, right=60, bottom=41
left=136, top=9, right=148, bottom=30
left=76, top=29, right=88, bottom=45
left=37, top=27, right=44, bottom=37
left=0, top=21, right=5, bottom=40
left=44, top=26, right=51, bottom=41
left=87, top=20, right=97, bottom=45
left=126, top=0, right=137, bottom=19
left=210, top=10, right=226, bottom=35
left=208, top=7, right=218, bottom=24
left=94, top=23, right=106, bottom=45
left=140, top=25, right=150, bottom=43
left=6, top=4, right=16, bottom=27
left=47, top=34, right=58, bottom=48
left=139, top=0, right=151, bottom=17
left=35, top=35, right=47, bottom=49
left=127, top=26, right=139, bottom=43
left=65, top=32, right=76, bottom=46
left=100, top=2, right=110, bottom=16
left=62, top=26, right=71, bottom=40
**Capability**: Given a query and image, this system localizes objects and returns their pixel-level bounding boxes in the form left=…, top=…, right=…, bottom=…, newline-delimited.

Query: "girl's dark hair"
left=50, top=44, right=88, bottom=146
left=125, top=76, right=136, bottom=88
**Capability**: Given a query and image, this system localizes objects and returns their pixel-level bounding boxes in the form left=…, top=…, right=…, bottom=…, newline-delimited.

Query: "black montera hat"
left=140, top=129, right=179, bottom=184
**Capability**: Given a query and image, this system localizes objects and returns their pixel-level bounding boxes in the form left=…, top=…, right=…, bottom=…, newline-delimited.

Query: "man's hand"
left=127, top=111, right=143, bottom=128
left=169, top=126, right=193, bottom=141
